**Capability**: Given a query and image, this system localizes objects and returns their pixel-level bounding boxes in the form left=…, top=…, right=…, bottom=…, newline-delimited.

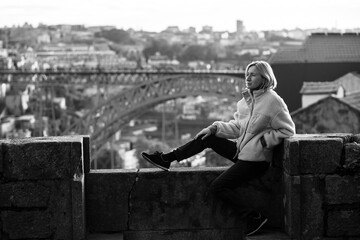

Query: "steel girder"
left=64, top=74, right=245, bottom=158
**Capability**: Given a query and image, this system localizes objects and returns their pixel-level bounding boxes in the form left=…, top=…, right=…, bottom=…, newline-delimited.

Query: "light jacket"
left=212, top=88, right=296, bottom=162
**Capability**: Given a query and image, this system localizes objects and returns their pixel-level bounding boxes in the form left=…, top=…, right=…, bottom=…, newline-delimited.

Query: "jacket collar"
left=242, top=88, right=268, bottom=107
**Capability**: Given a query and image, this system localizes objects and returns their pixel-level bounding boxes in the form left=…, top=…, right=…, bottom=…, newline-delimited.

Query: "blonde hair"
left=245, top=61, right=277, bottom=90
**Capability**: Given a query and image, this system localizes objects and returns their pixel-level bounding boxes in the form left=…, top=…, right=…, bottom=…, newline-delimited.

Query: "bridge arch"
left=65, top=73, right=245, bottom=157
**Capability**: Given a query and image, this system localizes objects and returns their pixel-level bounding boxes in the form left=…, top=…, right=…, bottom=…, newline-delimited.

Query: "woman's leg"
left=173, top=134, right=238, bottom=162
left=209, top=160, right=269, bottom=218
left=141, top=134, right=236, bottom=170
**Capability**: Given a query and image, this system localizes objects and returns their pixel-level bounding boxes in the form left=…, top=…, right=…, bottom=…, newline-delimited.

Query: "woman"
left=141, top=60, right=296, bottom=236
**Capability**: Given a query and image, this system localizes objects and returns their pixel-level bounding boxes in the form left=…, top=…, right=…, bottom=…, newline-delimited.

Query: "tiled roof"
left=341, top=91, right=360, bottom=110
left=269, top=33, right=360, bottom=64
left=335, top=72, right=360, bottom=94
left=300, top=81, right=341, bottom=94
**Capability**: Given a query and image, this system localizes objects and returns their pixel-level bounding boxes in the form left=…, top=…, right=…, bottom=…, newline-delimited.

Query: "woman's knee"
left=202, top=134, right=218, bottom=148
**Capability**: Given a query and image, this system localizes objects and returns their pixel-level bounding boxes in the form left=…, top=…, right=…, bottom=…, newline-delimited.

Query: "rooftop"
left=341, top=90, right=360, bottom=110
left=300, top=81, right=341, bottom=94
left=269, top=32, right=360, bottom=64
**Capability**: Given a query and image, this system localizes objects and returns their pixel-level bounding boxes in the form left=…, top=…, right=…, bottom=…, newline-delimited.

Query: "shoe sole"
left=141, top=153, right=170, bottom=171
left=246, top=218, right=268, bottom=236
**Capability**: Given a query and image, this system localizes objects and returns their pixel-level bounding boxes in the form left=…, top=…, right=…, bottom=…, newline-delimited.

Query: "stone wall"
left=0, top=136, right=88, bottom=240
left=86, top=167, right=283, bottom=240
left=0, top=134, right=359, bottom=240
left=283, top=134, right=360, bottom=239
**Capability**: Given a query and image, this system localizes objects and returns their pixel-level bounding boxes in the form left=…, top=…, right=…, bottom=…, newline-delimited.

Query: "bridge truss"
left=0, top=70, right=245, bottom=158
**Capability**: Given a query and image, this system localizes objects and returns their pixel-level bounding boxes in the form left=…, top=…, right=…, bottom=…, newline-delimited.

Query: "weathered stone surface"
left=283, top=173, right=301, bottom=238
left=1, top=137, right=83, bottom=180
left=124, top=228, right=245, bottom=240
left=49, top=180, right=73, bottom=240
left=327, top=207, right=360, bottom=237
left=344, top=142, right=360, bottom=163
left=283, top=138, right=300, bottom=175
left=0, top=136, right=85, bottom=240
left=0, top=181, right=51, bottom=208
left=300, top=175, right=324, bottom=240
left=129, top=167, right=244, bottom=231
left=1, top=210, right=52, bottom=239
left=283, top=174, right=325, bottom=239
left=86, top=167, right=282, bottom=233
left=325, top=175, right=360, bottom=204
left=284, top=136, right=343, bottom=175
left=299, top=137, right=343, bottom=174
left=86, top=169, right=138, bottom=232
left=344, top=142, right=360, bottom=173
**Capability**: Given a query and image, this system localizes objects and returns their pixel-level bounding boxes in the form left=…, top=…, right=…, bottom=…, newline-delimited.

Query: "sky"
left=0, top=0, right=359, bottom=32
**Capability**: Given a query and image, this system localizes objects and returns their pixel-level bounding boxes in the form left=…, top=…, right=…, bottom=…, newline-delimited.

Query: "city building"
left=269, top=32, right=360, bottom=112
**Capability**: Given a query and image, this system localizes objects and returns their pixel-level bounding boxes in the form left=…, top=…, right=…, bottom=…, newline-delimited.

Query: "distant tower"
left=236, top=20, right=245, bottom=36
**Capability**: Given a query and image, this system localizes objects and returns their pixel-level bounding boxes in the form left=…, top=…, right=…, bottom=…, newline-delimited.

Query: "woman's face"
left=245, top=66, right=264, bottom=90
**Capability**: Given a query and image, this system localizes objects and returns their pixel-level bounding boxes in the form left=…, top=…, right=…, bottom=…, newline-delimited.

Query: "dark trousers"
left=174, top=134, right=270, bottom=218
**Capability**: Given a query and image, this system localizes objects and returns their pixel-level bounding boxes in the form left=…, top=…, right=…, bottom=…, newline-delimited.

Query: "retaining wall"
left=283, top=134, right=360, bottom=239
left=0, top=136, right=87, bottom=240
left=0, top=134, right=359, bottom=240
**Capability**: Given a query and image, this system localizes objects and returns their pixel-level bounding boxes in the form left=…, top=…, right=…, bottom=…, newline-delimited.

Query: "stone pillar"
left=0, top=136, right=86, bottom=240
left=282, top=134, right=360, bottom=239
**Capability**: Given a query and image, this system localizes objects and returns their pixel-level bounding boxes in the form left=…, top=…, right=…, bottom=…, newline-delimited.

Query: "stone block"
left=284, top=136, right=343, bottom=175
left=283, top=138, right=300, bottom=175
left=344, top=142, right=360, bottom=173
left=124, top=228, right=245, bottom=240
left=283, top=173, right=301, bottom=238
left=283, top=173, right=325, bottom=239
left=0, top=179, right=78, bottom=239
left=0, top=181, right=51, bottom=208
left=1, top=210, right=52, bottom=239
left=299, top=175, right=324, bottom=240
left=49, top=180, right=73, bottom=240
left=1, top=137, right=83, bottom=180
left=325, top=175, right=360, bottom=204
left=327, top=207, right=360, bottom=237
left=86, top=169, right=138, bottom=232
left=129, top=167, right=244, bottom=231
left=344, top=142, right=360, bottom=164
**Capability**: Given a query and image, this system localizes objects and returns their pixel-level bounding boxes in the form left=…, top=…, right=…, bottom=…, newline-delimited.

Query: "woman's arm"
left=262, top=109, right=296, bottom=148
left=212, top=111, right=241, bottom=139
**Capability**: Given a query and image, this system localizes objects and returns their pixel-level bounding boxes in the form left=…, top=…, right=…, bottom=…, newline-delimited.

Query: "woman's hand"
left=194, top=125, right=217, bottom=140
left=195, top=128, right=212, bottom=140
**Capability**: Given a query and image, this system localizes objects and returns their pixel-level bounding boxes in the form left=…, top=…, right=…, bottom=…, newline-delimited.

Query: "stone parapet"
left=1, top=134, right=359, bottom=240
left=283, top=134, right=360, bottom=239
left=86, top=167, right=284, bottom=240
left=0, top=136, right=87, bottom=240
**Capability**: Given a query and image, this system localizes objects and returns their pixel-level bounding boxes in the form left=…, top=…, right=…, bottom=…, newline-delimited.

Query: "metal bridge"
left=0, top=69, right=245, bottom=158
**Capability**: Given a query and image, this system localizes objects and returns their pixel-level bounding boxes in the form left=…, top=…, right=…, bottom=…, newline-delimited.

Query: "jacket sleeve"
left=263, top=108, right=296, bottom=148
left=212, top=111, right=241, bottom=139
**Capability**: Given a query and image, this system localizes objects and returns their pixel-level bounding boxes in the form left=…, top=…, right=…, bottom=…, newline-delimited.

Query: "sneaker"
left=245, top=213, right=268, bottom=236
left=141, top=151, right=171, bottom=171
